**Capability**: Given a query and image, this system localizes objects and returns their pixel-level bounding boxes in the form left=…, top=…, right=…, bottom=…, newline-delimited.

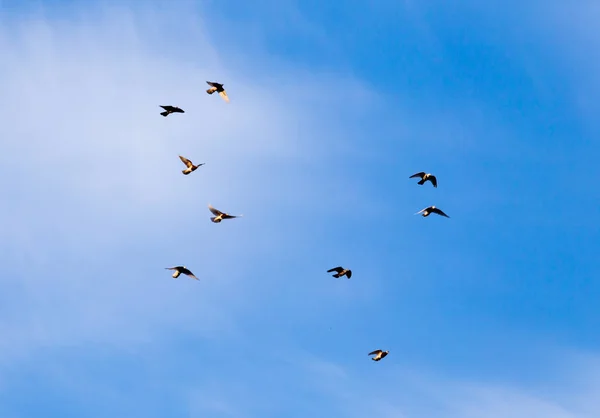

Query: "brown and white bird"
left=179, top=155, right=204, bottom=175
left=369, top=349, right=389, bottom=361
left=409, top=172, right=437, bottom=188
left=206, top=81, right=229, bottom=102
left=160, top=105, right=185, bottom=117
left=327, top=266, right=352, bottom=279
left=415, top=205, right=450, bottom=218
left=165, top=266, right=198, bottom=280
left=208, top=204, right=241, bottom=223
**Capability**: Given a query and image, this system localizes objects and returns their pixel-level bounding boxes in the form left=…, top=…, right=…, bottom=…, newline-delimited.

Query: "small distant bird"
left=208, top=204, right=241, bottom=223
left=415, top=205, right=450, bottom=218
left=369, top=349, right=389, bottom=361
left=165, top=266, right=198, bottom=280
left=206, top=81, right=230, bottom=102
left=410, top=172, right=437, bottom=188
left=179, top=155, right=204, bottom=175
left=327, top=266, right=352, bottom=279
left=160, top=105, right=185, bottom=117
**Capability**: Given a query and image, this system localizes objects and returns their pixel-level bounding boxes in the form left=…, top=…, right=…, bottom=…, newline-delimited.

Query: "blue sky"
left=0, top=0, right=599, bottom=417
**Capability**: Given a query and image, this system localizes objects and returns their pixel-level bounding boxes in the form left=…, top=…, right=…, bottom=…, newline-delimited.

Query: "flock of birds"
left=160, top=81, right=451, bottom=363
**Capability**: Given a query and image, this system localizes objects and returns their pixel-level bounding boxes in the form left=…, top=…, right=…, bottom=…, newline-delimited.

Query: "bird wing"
left=206, top=86, right=217, bottom=94
left=369, top=350, right=382, bottom=356
left=327, top=267, right=344, bottom=273
left=428, top=175, right=437, bottom=187
left=431, top=207, right=449, bottom=217
left=208, top=205, right=223, bottom=216
left=222, top=213, right=237, bottom=219
left=410, top=172, right=426, bottom=179
left=160, top=105, right=172, bottom=111
left=179, top=155, right=193, bottom=168
left=206, top=81, right=216, bottom=87
left=219, top=90, right=230, bottom=102
left=173, top=107, right=184, bottom=113
left=414, top=207, right=428, bottom=215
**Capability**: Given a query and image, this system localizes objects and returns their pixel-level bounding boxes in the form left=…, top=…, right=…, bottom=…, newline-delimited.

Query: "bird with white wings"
left=165, top=266, right=198, bottom=280
left=206, top=81, right=229, bottom=102
left=208, top=204, right=242, bottom=223
left=368, top=349, right=389, bottom=361
left=178, top=155, right=204, bottom=175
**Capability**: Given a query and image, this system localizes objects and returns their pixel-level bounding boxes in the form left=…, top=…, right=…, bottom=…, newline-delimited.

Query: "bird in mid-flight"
left=327, top=266, right=352, bottom=279
left=206, top=81, right=230, bottom=102
left=369, top=349, right=389, bottom=361
left=165, top=266, right=198, bottom=280
left=160, top=105, right=185, bottom=117
left=208, top=204, right=241, bottom=223
left=409, top=172, right=437, bottom=188
left=415, top=205, right=450, bottom=218
left=179, top=155, right=204, bottom=175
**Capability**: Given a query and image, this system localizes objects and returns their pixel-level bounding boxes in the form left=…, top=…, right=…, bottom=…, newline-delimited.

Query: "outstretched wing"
left=160, top=105, right=173, bottom=111
left=208, top=205, right=223, bottom=216
left=327, top=267, right=344, bottom=273
left=431, top=207, right=449, bottom=218
left=222, top=213, right=237, bottom=219
left=410, top=172, right=426, bottom=179
left=428, top=175, right=437, bottom=188
left=414, top=207, right=428, bottom=215
left=219, top=90, right=230, bottom=102
left=206, top=81, right=216, bottom=87
left=173, top=107, right=184, bottom=113
left=179, top=155, right=193, bottom=168
left=369, top=350, right=382, bottom=356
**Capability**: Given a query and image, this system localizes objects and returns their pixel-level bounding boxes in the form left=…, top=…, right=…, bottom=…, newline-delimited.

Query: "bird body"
left=369, top=349, right=389, bottom=361
left=165, top=266, right=198, bottom=280
left=208, top=204, right=241, bottom=223
left=206, top=81, right=230, bottom=102
left=415, top=205, right=450, bottom=218
left=179, top=155, right=204, bottom=175
left=327, top=266, right=352, bottom=279
left=160, top=105, right=185, bottom=117
left=409, top=171, right=437, bottom=188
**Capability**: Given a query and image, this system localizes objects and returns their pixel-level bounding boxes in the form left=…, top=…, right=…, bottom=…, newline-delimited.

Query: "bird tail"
left=210, top=217, right=220, bottom=223
left=182, top=169, right=189, bottom=175
left=206, top=88, right=216, bottom=94
left=160, top=111, right=169, bottom=117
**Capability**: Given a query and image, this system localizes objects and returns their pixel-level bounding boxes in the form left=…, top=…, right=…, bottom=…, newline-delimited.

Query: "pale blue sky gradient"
left=0, top=1, right=599, bottom=417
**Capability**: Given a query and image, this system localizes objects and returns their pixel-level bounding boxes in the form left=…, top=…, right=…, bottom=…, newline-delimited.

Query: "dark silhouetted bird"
left=369, top=350, right=389, bottom=361
left=165, top=266, right=198, bottom=280
left=415, top=205, right=450, bottom=218
left=327, top=266, right=352, bottom=279
left=160, top=105, right=185, bottom=117
left=409, top=172, right=437, bottom=188
left=206, top=81, right=229, bottom=102
left=179, top=155, right=204, bottom=175
left=208, top=204, right=241, bottom=223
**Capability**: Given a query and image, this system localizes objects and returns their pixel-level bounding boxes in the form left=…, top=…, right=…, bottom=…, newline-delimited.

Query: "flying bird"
left=415, top=205, right=450, bottom=218
left=327, top=266, right=352, bottom=279
left=206, top=81, right=230, bottom=102
left=179, top=155, right=204, bottom=175
left=160, top=105, right=185, bottom=117
left=208, top=204, right=241, bottom=223
left=165, top=266, right=198, bottom=280
left=369, top=349, right=389, bottom=361
left=409, top=172, right=437, bottom=188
